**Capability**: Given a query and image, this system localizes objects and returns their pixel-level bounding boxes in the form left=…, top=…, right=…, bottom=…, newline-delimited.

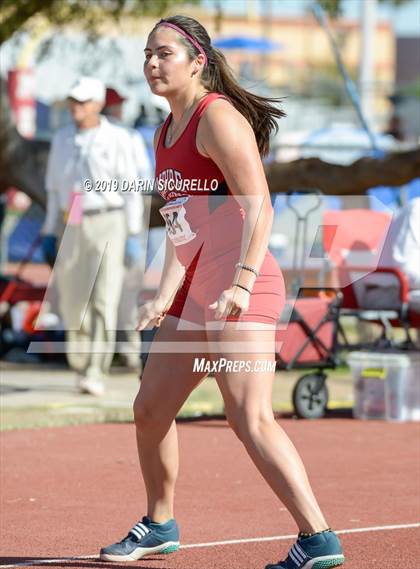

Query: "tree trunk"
left=265, top=149, right=420, bottom=195
left=0, top=79, right=49, bottom=206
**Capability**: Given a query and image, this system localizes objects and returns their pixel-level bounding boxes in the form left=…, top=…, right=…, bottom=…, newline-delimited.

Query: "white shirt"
left=43, top=116, right=152, bottom=235
left=379, top=197, right=420, bottom=289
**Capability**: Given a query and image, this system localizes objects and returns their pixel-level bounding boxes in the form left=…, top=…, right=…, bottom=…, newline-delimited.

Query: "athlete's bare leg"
left=133, top=315, right=208, bottom=523
left=208, top=323, right=329, bottom=534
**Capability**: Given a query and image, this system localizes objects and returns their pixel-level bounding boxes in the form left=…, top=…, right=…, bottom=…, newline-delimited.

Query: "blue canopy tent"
left=212, top=36, right=281, bottom=52
left=212, top=36, right=282, bottom=83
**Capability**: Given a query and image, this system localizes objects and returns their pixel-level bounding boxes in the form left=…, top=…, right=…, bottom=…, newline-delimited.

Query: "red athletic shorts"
left=167, top=249, right=285, bottom=326
left=161, top=193, right=285, bottom=326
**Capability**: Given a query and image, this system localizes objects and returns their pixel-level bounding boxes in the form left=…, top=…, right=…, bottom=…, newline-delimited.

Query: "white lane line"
left=0, top=556, right=97, bottom=568
left=1, top=522, right=419, bottom=568
left=181, top=522, right=420, bottom=549
left=336, top=523, right=420, bottom=536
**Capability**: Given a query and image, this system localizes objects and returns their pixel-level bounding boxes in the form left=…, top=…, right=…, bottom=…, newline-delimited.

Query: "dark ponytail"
left=153, top=15, right=286, bottom=157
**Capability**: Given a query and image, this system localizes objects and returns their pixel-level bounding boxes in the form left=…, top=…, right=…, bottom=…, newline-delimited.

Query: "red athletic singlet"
left=155, top=92, right=285, bottom=325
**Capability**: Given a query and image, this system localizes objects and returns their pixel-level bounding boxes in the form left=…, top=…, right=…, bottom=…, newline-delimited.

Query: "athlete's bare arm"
left=153, top=123, right=186, bottom=295
left=155, top=233, right=185, bottom=314
left=138, top=127, right=185, bottom=330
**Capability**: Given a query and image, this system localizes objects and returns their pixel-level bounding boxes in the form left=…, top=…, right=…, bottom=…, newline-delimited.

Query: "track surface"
left=1, top=419, right=419, bottom=568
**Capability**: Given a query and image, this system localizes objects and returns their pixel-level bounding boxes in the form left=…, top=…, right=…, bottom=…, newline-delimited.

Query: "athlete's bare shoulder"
left=153, top=123, right=164, bottom=153
left=197, top=96, right=254, bottom=157
left=202, top=96, right=248, bottom=124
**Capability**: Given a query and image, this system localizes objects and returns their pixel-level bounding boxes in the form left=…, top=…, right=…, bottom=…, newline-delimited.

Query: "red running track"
left=1, top=419, right=419, bottom=568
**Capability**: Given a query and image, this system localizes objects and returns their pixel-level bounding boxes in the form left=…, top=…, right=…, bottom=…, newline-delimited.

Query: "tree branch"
left=265, top=149, right=420, bottom=195
left=0, top=0, right=55, bottom=44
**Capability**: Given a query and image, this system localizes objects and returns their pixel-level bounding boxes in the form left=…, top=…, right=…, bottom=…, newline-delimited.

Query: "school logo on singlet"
left=156, top=168, right=184, bottom=201
left=155, top=168, right=219, bottom=200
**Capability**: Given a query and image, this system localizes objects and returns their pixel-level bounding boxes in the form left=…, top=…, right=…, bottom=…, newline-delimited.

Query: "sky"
left=203, top=0, right=420, bottom=37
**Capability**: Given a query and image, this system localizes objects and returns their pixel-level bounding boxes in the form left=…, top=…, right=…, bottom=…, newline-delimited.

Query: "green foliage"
left=0, top=0, right=199, bottom=44
left=317, top=0, right=342, bottom=18
left=396, top=77, right=420, bottom=98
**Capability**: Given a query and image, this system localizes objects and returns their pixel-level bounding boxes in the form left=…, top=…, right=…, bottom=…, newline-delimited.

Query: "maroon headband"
left=157, top=20, right=208, bottom=66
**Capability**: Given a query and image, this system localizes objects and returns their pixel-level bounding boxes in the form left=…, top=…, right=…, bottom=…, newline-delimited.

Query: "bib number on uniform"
left=159, top=197, right=196, bottom=246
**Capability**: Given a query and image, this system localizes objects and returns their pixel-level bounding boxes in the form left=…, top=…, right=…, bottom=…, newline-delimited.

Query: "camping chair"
left=321, top=208, right=419, bottom=347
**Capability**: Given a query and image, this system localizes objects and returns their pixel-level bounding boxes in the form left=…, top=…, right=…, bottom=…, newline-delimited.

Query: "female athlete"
left=100, top=15, right=344, bottom=569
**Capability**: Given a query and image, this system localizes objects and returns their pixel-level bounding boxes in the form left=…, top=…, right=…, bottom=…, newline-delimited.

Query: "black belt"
left=83, top=205, right=124, bottom=216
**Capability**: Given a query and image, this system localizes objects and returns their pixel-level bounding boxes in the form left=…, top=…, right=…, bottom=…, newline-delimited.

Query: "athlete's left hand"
left=209, top=286, right=250, bottom=320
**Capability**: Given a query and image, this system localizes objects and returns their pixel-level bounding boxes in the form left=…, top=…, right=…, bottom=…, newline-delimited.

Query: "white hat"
left=68, top=77, right=105, bottom=103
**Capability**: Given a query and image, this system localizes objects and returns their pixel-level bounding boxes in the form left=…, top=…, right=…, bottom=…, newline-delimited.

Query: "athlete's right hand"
left=136, top=299, right=167, bottom=331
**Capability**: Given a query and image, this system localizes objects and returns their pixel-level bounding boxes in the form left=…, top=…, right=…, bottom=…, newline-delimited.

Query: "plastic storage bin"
left=348, top=351, right=420, bottom=421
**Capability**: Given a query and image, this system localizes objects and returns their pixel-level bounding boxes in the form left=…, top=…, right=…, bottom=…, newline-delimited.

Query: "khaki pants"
left=117, top=262, right=144, bottom=367
left=55, top=209, right=126, bottom=378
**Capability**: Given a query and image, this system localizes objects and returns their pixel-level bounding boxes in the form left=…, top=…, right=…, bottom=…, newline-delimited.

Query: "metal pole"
left=312, top=2, right=379, bottom=152
left=359, top=0, right=377, bottom=127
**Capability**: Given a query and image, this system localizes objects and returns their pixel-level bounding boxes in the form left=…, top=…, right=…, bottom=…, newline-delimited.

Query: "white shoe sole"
left=268, top=554, right=345, bottom=569
left=100, top=541, right=180, bottom=562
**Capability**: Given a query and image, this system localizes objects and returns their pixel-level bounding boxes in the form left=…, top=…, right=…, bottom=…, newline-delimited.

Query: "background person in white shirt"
left=363, top=196, right=420, bottom=345
left=42, top=76, right=146, bottom=395
left=102, top=85, right=154, bottom=369
left=379, top=196, right=420, bottom=293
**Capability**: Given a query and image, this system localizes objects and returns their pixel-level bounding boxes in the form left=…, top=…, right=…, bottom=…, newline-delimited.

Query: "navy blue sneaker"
left=100, top=516, right=180, bottom=562
left=266, top=530, right=344, bottom=569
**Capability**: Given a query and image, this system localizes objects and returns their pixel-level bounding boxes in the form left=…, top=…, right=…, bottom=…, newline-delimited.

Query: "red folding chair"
left=323, top=209, right=419, bottom=348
